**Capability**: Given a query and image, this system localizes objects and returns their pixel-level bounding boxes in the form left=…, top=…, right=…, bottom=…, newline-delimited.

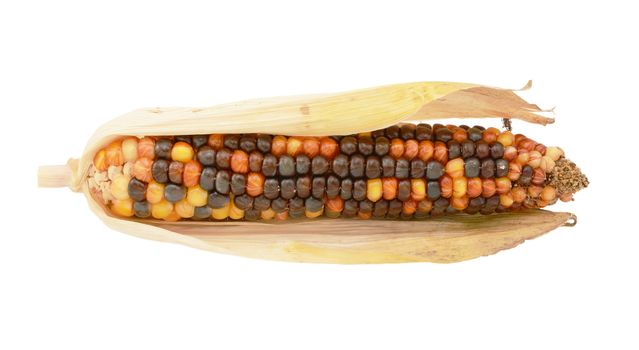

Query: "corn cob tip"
left=547, top=158, right=589, bottom=198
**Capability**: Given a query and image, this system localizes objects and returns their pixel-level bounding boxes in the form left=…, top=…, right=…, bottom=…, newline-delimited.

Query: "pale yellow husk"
left=39, top=81, right=566, bottom=264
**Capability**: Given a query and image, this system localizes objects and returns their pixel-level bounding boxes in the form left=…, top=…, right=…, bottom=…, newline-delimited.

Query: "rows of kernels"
left=91, top=123, right=565, bottom=221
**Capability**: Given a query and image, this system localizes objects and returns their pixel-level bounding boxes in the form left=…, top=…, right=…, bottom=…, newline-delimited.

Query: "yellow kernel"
left=229, top=198, right=245, bottom=220
left=545, top=146, right=564, bottom=161
left=366, top=178, right=383, bottom=202
left=186, top=185, right=208, bottom=207
left=540, top=155, right=556, bottom=173
left=121, top=137, right=139, bottom=163
left=110, top=174, right=130, bottom=200
left=541, top=186, right=557, bottom=202
left=171, top=141, right=195, bottom=162
left=410, top=178, right=426, bottom=201
left=93, top=149, right=108, bottom=171
left=175, top=199, right=195, bottom=218
left=497, top=131, right=514, bottom=147
left=445, top=158, right=465, bottom=178
left=500, top=192, right=514, bottom=208
left=146, top=181, right=165, bottom=204
left=151, top=200, right=173, bottom=219
left=111, top=199, right=134, bottom=217
left=211, top=201, right=230, bottom=220
left=261, top=208, right=275, bottom=220
left=453, top=176, right=467, bottom=198
left=305, top=208, right=323, bottom=218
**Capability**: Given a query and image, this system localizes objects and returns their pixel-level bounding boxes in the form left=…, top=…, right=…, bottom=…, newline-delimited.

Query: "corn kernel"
left=516, top=150, right=529, bottom=165
left=445, top=158, right=465, bottom=178
left=163, top=211, right=181, bottom=222
left=453, top=176, right=467, bottom=198
left=111, top=199, right=134, bottom=217
left=303, top=138, right=320, bottom=158
left=247, top=172, right=265, bottom=197
left=527, top=185, right=543, bottom=198
left=93, top=149, right=108, bottom=171
left=367, top=178, right=383, bottom=202
left=175, top=199, right=195, bottom=218
left=528, top=151, right=542, bottom=168
left=305, top=208, right=323, bottom=218
left=183, top=160, right=202, bottom=187
left=410, top=178, right=426, bottom=201
left=440, top=175, right=453, bottom=198
left=541, top=186, right=557, bottom=202
left=495, top=177, right=512, bottom=195
left=110, top=174, right=130, bottom=200
left=275, top=211, right=289, bottom=220
left=482, top=179, right=496, bottom=198
left=171, top=141, right=194, bottom=162
left=319, top=137, right=338, bottom=159
left=545, top=146, right=564, bottom=161
left=467, top=177, right=482, bottom=198
left=402, top=199, right=417, bottom=215
left=137, top=137, right=155, bottom=159
left=105, top=141, right=124, bottom=167
left=512, top=187, right=526, bottom=203
left=271, top=136, right=287, bottom=156
left=261, top=208, right=275, bottom=220
left=122, top=137, right=139, bottom=162
left=151, top=199, right=173, bottom=219
left=211, top=201, right=230, bottom=220
left=382, top=177, right=398, bottom=200
left=497, top=131, right=514, bottom=147
left=146, top=181, right=165, bottom=204
left=418, top=140, right=434, bottom=162
left=540, top=155, right=556, bottom=173
left=451, top=195, right=469, bottom=210
left=229, top=199, right=245, bottom=220
left=500, top=192, right=514, bottom=208
left=230, top=150, right=249, bottom=173
left=186, top=186, right=208, bottom=207
left=404, top=140, right=418, bottom=160
left=132, top=158, right=153, bottom=183
left=208, top=134, right=224, bottom=150
left=287, top=137, right=303, bottom=157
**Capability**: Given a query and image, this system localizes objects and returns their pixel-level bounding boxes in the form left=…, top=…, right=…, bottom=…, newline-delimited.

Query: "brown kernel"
left=168, top=161, right=184, bottom=184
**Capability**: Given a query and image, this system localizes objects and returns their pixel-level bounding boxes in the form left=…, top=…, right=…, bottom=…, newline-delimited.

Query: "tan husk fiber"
left=39, top=81, right=568, bottom=264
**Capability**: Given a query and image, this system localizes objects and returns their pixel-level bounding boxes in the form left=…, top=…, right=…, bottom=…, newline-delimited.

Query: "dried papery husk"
left=38, top=81, right=568, bottom=264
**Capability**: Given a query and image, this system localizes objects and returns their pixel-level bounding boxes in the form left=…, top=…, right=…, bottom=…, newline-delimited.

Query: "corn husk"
left=38, top=81, right=570, bottom=264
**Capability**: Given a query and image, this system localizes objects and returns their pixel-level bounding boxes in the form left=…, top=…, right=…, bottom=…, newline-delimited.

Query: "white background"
left=1, top=1, right=637, bottom=349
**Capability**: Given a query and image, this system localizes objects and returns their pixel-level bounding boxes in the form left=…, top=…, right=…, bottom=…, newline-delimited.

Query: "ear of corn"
left=38, top=81, right=580, bottom=264
left=85, top=123, right=586, bottom=223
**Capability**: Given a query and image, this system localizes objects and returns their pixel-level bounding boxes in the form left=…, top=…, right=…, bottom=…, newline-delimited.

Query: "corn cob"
left=88, top=123, right=588, bottom=222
